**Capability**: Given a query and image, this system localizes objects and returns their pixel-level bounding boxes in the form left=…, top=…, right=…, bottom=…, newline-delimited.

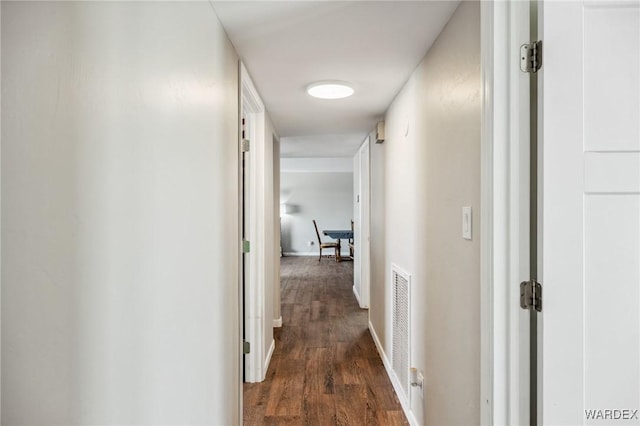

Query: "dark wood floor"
left=243, top=256, right=408, bottom=425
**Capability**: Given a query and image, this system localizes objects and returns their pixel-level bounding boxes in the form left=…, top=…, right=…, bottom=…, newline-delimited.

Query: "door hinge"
left=520, top=40, right=542, bottom=73
left=520, top=279, right=542, bottom=312
left=243, top=340, right=250, bottom=354
left=242, top=239, right=250, bottom=253
left=242, top=139, right=250, bottom=152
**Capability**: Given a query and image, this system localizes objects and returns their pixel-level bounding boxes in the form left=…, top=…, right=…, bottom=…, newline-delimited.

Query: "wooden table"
left=322, top=230, right=353, bottom=262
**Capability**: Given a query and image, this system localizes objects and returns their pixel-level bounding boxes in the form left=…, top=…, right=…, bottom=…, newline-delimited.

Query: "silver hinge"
left=243, top=340, right=250, bottom=354
left=242, top=139, right=250, bottom=152
left=242, top=239, right=250, bottom=253
left=520, top=40, right=542, bottom=73
left=520, top=279, right=542, bottom=312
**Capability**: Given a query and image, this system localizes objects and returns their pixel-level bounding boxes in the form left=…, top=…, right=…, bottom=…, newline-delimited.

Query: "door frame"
left=480, top=1, right=532, bottom=424
left=240, top=63, right=273, bottom=384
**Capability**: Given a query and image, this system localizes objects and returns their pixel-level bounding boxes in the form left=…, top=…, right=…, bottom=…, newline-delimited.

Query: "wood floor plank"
left=307, top=393, right=336, bottom=425
left=385, top=411, right=411, bottom=426
left=244, top=256, right=408, bottom=425
left=363, top=358, right=405, bottom=411
left=291, top=303, right=310, bottom=324
left=262, top=415, right=303, bottom=426
left=335, top=384, right=367, bottom=425
left=303, top=347, right=335, bottom=396
left=264, top=358, right=305, bottom=417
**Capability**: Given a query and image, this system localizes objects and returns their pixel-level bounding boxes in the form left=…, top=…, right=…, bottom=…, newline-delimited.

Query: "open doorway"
left=279, top=157, right=355, bottom=259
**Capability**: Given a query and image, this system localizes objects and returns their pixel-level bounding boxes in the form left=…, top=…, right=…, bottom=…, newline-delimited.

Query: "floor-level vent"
left=391, top=264, right=411, bottom=400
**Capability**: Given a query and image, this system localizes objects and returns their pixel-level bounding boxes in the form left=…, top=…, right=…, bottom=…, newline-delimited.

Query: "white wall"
left=280, top=158, right=353, bottom=256
left=280, top=157, right=353, bottom=173
left=369, top=2, right=481, bottom=424
left=1, top=2, right=240, bottom=424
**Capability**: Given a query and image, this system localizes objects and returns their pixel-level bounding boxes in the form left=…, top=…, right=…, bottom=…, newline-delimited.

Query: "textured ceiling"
left=211, top=1, right=460, bottom=157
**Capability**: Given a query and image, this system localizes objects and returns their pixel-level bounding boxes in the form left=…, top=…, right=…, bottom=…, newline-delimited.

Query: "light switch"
left=462, top=206, right=472, bottom=240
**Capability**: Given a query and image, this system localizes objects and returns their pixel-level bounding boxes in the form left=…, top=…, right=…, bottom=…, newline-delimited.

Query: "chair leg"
left=318, top=247, right=322, bottom=261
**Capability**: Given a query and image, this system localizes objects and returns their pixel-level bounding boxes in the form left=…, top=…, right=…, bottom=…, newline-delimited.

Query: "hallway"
left=244, top=257, right=408, bottom=425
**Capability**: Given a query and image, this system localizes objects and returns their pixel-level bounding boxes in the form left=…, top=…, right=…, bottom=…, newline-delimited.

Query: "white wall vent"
left=391, top=264, right=411, bottom=401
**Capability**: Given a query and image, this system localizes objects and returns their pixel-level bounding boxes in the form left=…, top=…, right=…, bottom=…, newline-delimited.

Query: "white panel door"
left=353, top=153, right=361, bottom=300
left=541, top=2, right=640, bottom=424
left=359, top=140, right=370, bottom=308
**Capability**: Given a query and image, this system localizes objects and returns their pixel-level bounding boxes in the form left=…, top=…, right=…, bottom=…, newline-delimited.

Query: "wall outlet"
left=410, top=367, right=425, bottom=398
left=308, top=241, right=314, bottom=246
left=417, top=371, right=424, bottom=398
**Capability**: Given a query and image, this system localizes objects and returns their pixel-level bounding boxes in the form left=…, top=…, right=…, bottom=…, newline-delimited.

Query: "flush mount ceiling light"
left=306, top=81, right=354, bottom=99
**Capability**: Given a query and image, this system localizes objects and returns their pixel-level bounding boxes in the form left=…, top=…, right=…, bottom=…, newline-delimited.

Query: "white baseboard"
left=368, top=321, right=419, bottom=426
left=273, top=316, right=282, bottom=328
left=353, top=285, right=362, bottom=305
left=283, top=251, right=351, bottom=257
left=352, top=285, right=369, bottom=310
left=263, top=339, right=275, bottom=381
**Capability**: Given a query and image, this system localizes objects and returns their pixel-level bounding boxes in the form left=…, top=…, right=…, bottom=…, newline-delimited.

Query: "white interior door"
left=353, top=152, right=361, bottom=300
left=359, top=140, right=370, bottom=308
left=541, top=2, right=640, bottom=424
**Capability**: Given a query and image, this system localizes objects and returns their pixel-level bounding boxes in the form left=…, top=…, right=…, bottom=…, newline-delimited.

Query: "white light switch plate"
left=462, top=206, right=472, bottom=240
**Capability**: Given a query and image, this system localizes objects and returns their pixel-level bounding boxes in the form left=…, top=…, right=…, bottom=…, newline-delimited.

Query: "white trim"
left=481, top=2, right=531, bottom=424
left=283, top=251, right=351, bottom=257
left=480, top=3, right=497, bottom=423
left=369, top=321, right=418, bottom=426
left=241, top=62, right=271, bottom=384
left=263, top=339, right=275, bottom=379
left=352, top=285, right=362, bottom=306
left=0, top=3, right=3, bottom=418
left=357, top=138, right=371, bottom=309
left=535, top=2, right=543, bottom=422
left=273, top=316, right=282, bottom=328
left=508, top=4, right=532, bottom=425
left=236, top=59, right=243, bottom=424
left=241, top=63, right=264, bottom=113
